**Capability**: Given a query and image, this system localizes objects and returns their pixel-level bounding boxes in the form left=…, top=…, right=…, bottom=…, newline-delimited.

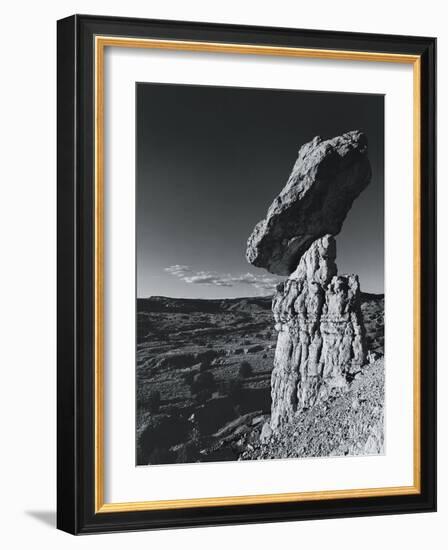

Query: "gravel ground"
left=241, top=357, right=384, bottom=460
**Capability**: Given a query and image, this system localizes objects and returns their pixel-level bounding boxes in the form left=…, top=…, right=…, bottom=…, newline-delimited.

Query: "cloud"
left=184, top=272, right=234, bottom=287
left=164, top=265, right=283, bottom=294
left=227, top=273, right=280, bottom=291
left=164, top=265, right=192, bottom=276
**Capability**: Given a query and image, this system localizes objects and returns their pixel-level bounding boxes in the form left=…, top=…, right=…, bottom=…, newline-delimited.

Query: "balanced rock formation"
left=246, top=131, right=371, bottom=431
left=246, top=131, right=371, bottom=276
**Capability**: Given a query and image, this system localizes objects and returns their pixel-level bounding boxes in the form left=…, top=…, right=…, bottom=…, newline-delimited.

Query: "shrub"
left=226, top=378, right=244, bottom=406
left=148, top=447, right=175, bottom=465
left=190, top=371, right=216, bottom=402
left=138, top=415, right=190, bottom=464
left=183, top=371, right=195, bottom=386
left=176, top=441, right=199, bottom=463
left=194, top=388, right=213, bottom=404
left=146, top=390, right=161, bottom=414
left=239, top=361, right=253, bottom=378
left=199, top=360, right=211, bottom=372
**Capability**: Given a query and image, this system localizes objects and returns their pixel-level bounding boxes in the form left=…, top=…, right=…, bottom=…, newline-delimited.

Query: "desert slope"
left=136, top=292, right=384, bottom=465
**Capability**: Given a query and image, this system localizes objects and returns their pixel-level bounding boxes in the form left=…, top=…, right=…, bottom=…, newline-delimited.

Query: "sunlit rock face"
left=246, top=131, right=371, bottom=276
left=246, top=131, right=371, bottom=432
left=270, top=235, right=366, bottom=429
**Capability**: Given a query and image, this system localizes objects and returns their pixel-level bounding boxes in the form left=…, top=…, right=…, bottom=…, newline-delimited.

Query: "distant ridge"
left=137, top=295, right=273, bottom=314
left=360, top=291, right=384, bottom=301
left=137, top=292, right=383, bottom=315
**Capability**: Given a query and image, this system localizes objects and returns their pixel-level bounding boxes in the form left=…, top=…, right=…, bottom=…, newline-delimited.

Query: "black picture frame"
left=57, top=14, right=436, bottom=535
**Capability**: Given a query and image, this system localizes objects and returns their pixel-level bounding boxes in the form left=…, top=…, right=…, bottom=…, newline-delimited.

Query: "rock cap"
left=246, top=131, right=371, bottom=275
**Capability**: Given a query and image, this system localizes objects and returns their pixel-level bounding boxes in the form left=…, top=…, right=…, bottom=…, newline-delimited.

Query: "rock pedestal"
left=270, top=235, right=366, bottom=429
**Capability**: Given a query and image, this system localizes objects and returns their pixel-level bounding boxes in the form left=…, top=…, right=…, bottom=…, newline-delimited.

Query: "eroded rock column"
left=270, top=235, right=366, bottom=429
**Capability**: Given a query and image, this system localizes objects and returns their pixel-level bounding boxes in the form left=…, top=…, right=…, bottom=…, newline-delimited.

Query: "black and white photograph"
left=136, top=83, right=385, bottom=466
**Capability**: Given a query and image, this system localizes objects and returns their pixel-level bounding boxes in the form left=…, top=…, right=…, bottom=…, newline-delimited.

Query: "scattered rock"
left=251, top=415, right=266, bottom=426
left=260, top=422, right=273, bottom=443
left=213, top=411, right=263, bottom=438
left=244, top=344, right=264, bottom=354
left=246, top=359, right=384, bottom=460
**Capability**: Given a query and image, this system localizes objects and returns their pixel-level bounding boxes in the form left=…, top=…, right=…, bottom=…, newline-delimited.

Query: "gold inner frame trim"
left=94, top=35, right=422, bottom=513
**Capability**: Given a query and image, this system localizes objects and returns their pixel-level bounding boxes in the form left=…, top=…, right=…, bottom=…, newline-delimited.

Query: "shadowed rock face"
left=270, top=236, right=366, bottom=429
left=246, top=131, right=371, bottom=276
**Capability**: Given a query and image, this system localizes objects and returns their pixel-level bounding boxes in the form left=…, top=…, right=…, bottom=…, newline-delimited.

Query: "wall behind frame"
left=0, top=1, right=442, bottom=548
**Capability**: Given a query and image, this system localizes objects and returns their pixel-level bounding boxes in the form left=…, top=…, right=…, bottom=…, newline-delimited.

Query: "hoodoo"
left=246, top=131, right=371, bottom=430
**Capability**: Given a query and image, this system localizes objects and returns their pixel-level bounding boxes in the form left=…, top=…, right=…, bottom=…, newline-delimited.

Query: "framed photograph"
left=57, top=15, right=436, bottom=534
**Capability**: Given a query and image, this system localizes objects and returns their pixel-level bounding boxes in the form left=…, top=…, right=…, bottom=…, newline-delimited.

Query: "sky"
left=136, top=83, right=384, bottom=298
